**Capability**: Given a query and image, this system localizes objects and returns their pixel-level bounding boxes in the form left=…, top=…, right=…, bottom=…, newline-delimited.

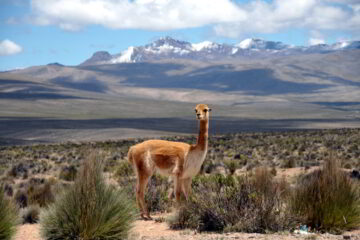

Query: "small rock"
left=343, top=235, right=351, bottom=240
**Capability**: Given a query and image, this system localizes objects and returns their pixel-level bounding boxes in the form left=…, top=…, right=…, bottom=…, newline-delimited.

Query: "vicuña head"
left=127, top=104, right=211, bottom=220
left=194, top=103, right=211, bottom=120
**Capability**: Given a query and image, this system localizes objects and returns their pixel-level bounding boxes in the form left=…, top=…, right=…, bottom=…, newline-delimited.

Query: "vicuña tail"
left=127, top=146, right=134, bottom=164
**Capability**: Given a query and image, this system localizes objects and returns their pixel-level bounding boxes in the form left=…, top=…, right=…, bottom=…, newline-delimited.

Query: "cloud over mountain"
left=30, top=0, right=360, bottom=40
left=0, top=39, right=23, bottom=56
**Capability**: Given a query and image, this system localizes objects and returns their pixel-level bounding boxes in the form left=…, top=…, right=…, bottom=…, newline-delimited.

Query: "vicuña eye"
left=203, top=109, right=208, bottom=112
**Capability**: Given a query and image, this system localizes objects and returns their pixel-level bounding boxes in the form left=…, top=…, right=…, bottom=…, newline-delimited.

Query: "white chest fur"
left=182, top=148, right=207, bottom=179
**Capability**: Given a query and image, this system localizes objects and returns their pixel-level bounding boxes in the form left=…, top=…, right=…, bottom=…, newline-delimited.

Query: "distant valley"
left=1, top=37, right=360, bottom=145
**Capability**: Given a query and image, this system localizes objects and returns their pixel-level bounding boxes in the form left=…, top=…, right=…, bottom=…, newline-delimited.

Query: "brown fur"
left=127, top=104, right=211, bottom=220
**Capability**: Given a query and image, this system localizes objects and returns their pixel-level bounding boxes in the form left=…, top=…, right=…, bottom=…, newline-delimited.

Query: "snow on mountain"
left=111, top=47, right=135, bottom=63
left=236, top=38, right=289, bottom=50
left=80, top=37, right=360, bottom=65
left=192, top=41, right=218, bottom=51
left=237, top=38, right=254, bottom=49
left=332, top=41, right=350, bottom=49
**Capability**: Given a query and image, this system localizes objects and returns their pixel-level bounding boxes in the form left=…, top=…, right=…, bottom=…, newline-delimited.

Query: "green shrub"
left=169, top=169, right=295, bottom=233
left=0, top=186, right=19, bottom=240
left=40, top=152, right=137, bottom=240
left=290, top=159, right=360, bottom=233
left=224, top=160, right=239, bottom=175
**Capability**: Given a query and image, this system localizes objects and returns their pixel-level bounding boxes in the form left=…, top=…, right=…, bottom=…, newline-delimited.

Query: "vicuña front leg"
left=174, top=177, right=183, bottom=205
left=181, top=178, right=192, bottom=201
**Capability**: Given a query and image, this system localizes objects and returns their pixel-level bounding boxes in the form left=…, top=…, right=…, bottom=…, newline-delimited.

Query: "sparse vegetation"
left=0, top=128, right=359, bottom=237
left=40, top=152, right=137, bottom=240
left=0, top=186, right=19, bottom=240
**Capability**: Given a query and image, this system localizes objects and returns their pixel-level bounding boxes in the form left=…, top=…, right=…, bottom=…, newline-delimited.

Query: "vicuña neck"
left=195, top=119, right=209, bottom=151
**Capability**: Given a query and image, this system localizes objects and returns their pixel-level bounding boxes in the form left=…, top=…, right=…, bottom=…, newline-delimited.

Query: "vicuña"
left=128, top=104, right=211, bottom=219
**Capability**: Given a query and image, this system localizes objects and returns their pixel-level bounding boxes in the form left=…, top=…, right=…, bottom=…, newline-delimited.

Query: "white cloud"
left=0, top=39, right=23, bottom=56
left=309, top=38, right=325, bottom=45
left=214, top=0, right=359, bottom=38
left=30, top=0, right=246, bottom=31
left=29, top=0, right=360, bottom=39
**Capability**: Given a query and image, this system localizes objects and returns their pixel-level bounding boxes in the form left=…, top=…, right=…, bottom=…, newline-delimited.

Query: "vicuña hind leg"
left=134, top=159, right=152, bottom=220
left=136, top=174, right=151, bottom=220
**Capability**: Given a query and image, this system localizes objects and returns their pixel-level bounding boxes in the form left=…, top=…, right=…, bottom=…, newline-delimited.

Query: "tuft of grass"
left=290, top=158, right=360, bottom=233
left=40, top=152, right=137, bottom=240
left=0, top=185, right=19, bottom=240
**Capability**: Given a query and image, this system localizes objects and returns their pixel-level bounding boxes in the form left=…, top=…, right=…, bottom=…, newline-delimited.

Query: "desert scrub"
left=40, top=152, right=137, bottom=240
left=169, top=169, right=295, bottom=233
left=290, top=159, right=360, bottom=233
left=0, top=186, right=19, bottom=240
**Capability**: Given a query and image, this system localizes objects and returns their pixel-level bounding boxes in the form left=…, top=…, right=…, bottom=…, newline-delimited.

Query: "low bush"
left=20, top=205, right=40, bottom=224
left=116, top=161, right=172, bottom=213
left=114, top=161, right=133, bottom=178
left=290, top=159, right=360, bottom=233
left=0, top=186, right=19, bottom=240
left=28, top=182, right=54, bottom=207
left=145, top=174, right=172, bottom=213
left=40, top=152, right=137, bottom=240
left=14, top=189, right=28, bottom=208
left=224, top=160, right=239, bottom=175
left=169, top=168, right=295, bottom=233
left=59, top=165, right=77, bottom=181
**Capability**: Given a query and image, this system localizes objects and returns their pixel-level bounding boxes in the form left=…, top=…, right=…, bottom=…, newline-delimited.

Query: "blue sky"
left=0, top=0, right=359, bottom=71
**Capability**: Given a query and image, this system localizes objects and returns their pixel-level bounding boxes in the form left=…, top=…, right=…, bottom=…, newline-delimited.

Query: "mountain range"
left=81, top=37, right=360, bottom=65
left=0, top=37, right=360, bottom=144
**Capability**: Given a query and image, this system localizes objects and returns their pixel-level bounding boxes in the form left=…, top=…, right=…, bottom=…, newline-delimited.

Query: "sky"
left=0, top=0, right=359, bottom=71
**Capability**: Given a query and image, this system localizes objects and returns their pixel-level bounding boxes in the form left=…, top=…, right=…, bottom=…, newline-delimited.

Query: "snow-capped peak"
left=111, top=46, right=134, bottom=63
left=332, top=41, right=350, bottom=50
left=237, top=38, right=256, bottom=49
left=236, top=38, right=289, bottom=50
left=192, top=41, right=217, bottom=51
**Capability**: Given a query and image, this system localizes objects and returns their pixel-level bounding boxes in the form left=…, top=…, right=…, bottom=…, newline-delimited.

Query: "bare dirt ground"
left=14, top=213, right=360, bottom=240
